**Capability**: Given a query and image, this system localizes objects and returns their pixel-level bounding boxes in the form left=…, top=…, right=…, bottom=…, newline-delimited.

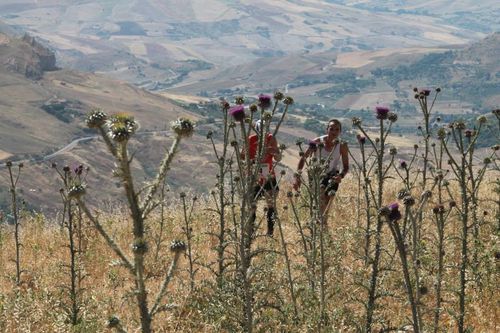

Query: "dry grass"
left=0, top=173, right=498, bottom=332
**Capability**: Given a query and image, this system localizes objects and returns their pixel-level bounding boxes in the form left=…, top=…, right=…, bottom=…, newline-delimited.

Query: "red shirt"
left=248, top=133, right=275, bottom=176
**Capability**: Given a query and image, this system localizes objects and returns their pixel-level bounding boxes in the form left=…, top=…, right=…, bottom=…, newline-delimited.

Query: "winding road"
left=0, top=130, right=171, bottom=168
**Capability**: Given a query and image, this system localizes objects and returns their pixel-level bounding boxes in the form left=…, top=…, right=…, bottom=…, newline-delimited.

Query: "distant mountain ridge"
left=0, top=0, right=497, bottom=89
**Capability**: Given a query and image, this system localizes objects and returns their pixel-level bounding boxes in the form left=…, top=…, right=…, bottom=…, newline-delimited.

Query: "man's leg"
left=320, top=191, right=332, bottom=225
left=263, top=190, right=275, bottom=236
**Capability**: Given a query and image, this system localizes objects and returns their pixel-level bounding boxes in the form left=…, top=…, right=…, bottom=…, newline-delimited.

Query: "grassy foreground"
left=0, top=176, right=498, bottom=332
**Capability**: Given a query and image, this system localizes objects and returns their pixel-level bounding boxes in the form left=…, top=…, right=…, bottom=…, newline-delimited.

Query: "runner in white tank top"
left=294, top=119, right=349, bottom=225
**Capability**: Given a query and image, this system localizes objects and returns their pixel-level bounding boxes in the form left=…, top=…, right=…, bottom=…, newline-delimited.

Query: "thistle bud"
left=68, top=184, right=86, bottom=199
left=388, top=112, right=398, bottom=123
left=352, top=117, right=362, bottom=126
left=403, top=196, right=415, bottom=206
left=283, top=96, right=294, bottom=105
left=132, top=238, right=148, bottom=255
left=107, top=316, right=121, bottom=328
left=171, top=118, right=195, bottom=138
left=86, top=109, right=108, bottom=128
left=234, top=96, right=245, bottom=105
left=170, top=240, right=186, bottom=253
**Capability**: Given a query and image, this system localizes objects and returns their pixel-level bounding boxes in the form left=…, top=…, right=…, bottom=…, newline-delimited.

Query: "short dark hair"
left=327, top=118, right=342, bottom=131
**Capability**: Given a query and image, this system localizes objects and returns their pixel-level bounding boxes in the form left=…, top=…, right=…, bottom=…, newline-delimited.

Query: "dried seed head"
left=477, top=115, right=487, bottom=124
left=234, top=96, right=245, bottom=105
left=170, top=240, right=187, bottom=253
left=437, top=128, right=447, bottom=139
left=171, top=118, right=195, bottom=138
left=68, top=184, right=86, bottom=199
left=274, top=91, right=284, bottom=100
left=397, top=189, right=410, bottom=200
left=206, top=131, right=213, bottom=139
left=220, top=100, right=230, bottom=110
left=378, top=206, right=390, bottom=217
left=421, top=190, right=432, bottom=200
left=86, top=109, right=108, bottom=128
left=352, top=117, right=362, bottom=126
left=6, top=161, right=12, bottom=167
left=107, top=316, right=120, bottom=328
left=132, top=239, right=148, bottom=255
left=454, top=121, right=465, bottom=130
left=388, top=112, right=398, bottom=123
left=283, top=96, right=294, bottom=105
left=403, top=196, right=415, bottom=206
left=389, top=147, right=397, bottom=155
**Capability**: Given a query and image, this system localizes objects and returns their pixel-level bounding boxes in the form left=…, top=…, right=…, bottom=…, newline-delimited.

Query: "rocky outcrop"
left=1, top=33, right=57, bottom=79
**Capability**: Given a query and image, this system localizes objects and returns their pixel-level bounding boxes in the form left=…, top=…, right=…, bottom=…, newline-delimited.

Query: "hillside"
left=171, top=32, right=499, bottom=145
left=0, top=32, right=218, bottom=211
left=0, top=0, right=497, bottom=89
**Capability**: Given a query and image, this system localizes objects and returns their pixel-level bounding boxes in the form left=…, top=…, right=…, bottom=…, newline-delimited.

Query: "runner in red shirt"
left=243, top=120, right=281, bottom=236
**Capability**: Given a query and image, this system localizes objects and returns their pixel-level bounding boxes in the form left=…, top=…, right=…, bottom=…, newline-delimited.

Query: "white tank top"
left=317, top=135, right=341, bottom=172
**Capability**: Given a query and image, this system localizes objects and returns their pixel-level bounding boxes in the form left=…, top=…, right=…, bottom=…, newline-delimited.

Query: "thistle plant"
left=52, top=162, right=88, bottom=325
left=77, top=109, right=193, bottom=332
left=437, top=116, right=497, bottom=333
left=350, top=106, right=399, bottom=332
left=380, top=202, right=421, bottom=333
left=206, top=100, right=232, bottom=284
left=5, top=160, right=23, bottom=286
left=207, top=92, right=292, bottom=332
left=180, top=192, right=198, bottom=292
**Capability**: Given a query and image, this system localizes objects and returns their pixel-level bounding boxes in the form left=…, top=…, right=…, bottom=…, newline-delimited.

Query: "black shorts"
left=253, top=177, right=279, bottom=199
left=320, top=170, right=339, bottom=196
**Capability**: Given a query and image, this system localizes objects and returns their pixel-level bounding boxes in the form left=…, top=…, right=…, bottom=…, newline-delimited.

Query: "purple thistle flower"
left=464, top=129, right=473, bottom=138
left=308, top=140, right=318, bottom=151
left=387, top=202, right=401, bottom=221
left=422, top=89, right=431, bottom=96
left=258, top=94, right=272, bottom=109
left=229, top=105, right=246, bottom=122
left=356, top=134, right=366, bottom=145
left=399, top=159, right=407, bottom=169
left=375, top=106, right=390, bottom=120
left=74, top=164, right=84, bottom=175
